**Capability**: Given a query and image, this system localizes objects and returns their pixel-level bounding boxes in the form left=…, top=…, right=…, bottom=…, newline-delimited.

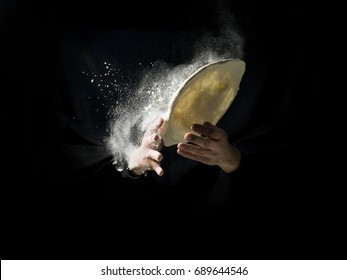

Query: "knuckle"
left=218, top=130, right=227, bottom=140
left=207, top=128, right=214, bottom=135
left=202, top=139, right=209, bottom=148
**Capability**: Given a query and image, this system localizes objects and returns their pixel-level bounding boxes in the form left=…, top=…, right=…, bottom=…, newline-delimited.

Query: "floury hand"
left=128, top=117, right=166, bottom=176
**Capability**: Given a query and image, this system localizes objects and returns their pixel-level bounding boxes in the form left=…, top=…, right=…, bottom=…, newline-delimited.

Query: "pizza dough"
left=162, top=58, right=246, bottom=146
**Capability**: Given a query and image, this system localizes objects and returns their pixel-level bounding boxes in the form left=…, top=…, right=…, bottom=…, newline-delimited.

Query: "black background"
left=1, top=0, right=345, bottom=260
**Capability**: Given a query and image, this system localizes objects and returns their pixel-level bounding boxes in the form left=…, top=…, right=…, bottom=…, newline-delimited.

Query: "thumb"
left=158, top=117, right=168, bottom=136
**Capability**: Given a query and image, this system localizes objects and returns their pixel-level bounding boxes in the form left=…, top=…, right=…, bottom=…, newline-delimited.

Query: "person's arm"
left=177, top=121, right=241, bottom=174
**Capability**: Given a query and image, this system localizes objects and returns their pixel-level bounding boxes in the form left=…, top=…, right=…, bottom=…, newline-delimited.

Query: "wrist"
left=129, top=167, right=145, bottom=176
left=121, top=167, right=147, bottom=179
left=219, top=145, right=241, bottom=173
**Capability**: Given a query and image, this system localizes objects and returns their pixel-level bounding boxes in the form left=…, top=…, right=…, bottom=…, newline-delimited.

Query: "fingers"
left=151, top=163, right=164, bottom=176
left=157, top=118, right=168, bottom=136
left=176, top=122, right=228, bottom=165
left=152, top=117, right=167, bottom=138
left=177, top=143, right=212, bottom=164
left=154, top=117, right=164, bottom=130
left=176, top=122, right=223, bottom=157
left=184, top=132, right=217, bottom=150
left=148, top=134, right=162, bottom=150
left=191, top=122, right=226, bottom=141
left=149, top=117, right=164, bottom=131
left=145, top=150, right=164, bottom=176
left=143, top=117, right=166, bottom=150
left=143, top=130, right=163, bottom=150
left=177, top=142, right=208, bottom=157
left=146, top=149, right=163, bottom=162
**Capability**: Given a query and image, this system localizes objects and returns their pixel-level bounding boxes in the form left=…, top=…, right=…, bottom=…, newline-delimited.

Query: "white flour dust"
left=105, top=51, right=239, bottom=172
left=85, top=9, right=245, bottom=172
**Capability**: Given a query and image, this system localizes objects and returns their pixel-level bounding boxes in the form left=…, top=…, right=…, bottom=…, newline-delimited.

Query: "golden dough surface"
left=162, top=58, right=246, bottom=146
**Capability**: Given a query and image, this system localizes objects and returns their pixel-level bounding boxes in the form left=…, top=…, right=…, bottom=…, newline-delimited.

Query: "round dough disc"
left=162, top=58, right=246, bottom=146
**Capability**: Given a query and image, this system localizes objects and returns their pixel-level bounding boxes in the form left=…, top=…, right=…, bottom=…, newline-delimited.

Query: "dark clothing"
left=35, top=23, right=308, bottom=208
left=32, top=29, right=278, bottom=207
left=3, top=0, right=340, bottom=260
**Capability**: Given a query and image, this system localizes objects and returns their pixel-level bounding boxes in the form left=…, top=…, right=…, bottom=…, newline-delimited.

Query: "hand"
left=128, top=117, right=165, bottom=176
left=177, top=122, right=241, bottom=173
